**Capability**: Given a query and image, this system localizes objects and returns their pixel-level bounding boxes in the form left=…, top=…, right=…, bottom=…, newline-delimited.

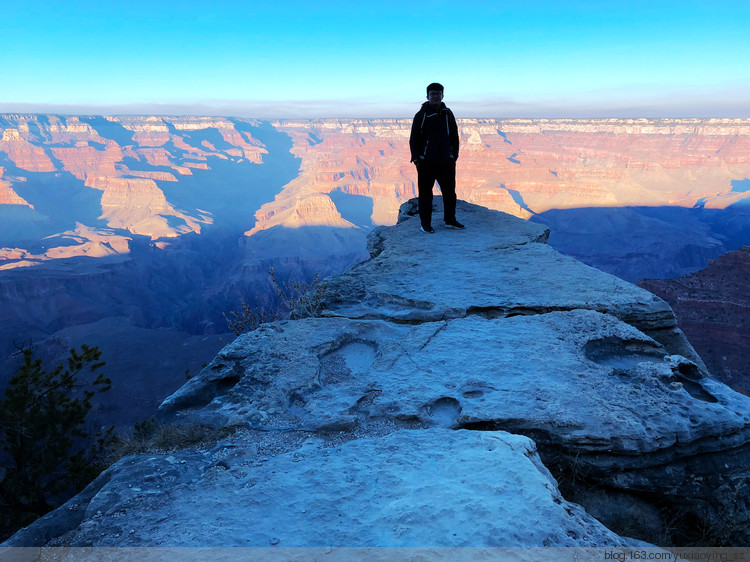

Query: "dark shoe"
left=445, top=220, right=465, bottom=229
left=420, top=225, right=435, bottom=234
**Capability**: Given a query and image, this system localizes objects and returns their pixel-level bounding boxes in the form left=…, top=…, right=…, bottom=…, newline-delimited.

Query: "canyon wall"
left=639, top=247, right=750, bottom=396
left=3, top=115, right=750, bottom=269
left=250, top=117, right=750, bottom=233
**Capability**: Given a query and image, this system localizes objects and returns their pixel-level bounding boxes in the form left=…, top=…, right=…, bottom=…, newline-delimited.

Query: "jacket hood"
left=421, top=101, right=447, bottom=112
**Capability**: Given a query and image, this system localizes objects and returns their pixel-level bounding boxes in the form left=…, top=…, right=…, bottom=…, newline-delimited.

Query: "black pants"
left=417, top=160, right=457, bottom=228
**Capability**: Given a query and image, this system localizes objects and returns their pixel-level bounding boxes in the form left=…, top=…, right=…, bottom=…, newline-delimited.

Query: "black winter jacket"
left=409, top=101, right=459, bottom=164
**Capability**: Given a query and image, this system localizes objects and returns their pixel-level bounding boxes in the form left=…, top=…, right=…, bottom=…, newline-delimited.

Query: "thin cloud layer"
left=2, top=91, right=749, bottom=119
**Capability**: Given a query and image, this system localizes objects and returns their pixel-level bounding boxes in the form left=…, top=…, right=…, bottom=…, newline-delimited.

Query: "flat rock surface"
left=164, top=311, right=750, bottom=460
left=6, top=430, right=630, bottom=547
left=322, top=201, right=674, bottom=333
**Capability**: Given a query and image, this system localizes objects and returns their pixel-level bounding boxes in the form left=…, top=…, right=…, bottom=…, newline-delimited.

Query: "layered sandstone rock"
left=8, top=201, right=750, bottom=547
left=250, top=120, right=416, bottom=231
left=0, top=129, right=56, bottom=172
left=247, top=193, right=353, bottom=234
left=84, top=175, right=207, bottom=239
left=0, top=224, right=132, bottom=270
left=0, top=168, right=31, bottom=206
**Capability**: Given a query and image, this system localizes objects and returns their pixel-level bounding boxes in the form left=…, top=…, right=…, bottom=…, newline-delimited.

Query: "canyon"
left=6, top=201, right=750, bottom=547
left=1, top=115, right=750, bottom=429
left=3, top=116, right=750, bottom=266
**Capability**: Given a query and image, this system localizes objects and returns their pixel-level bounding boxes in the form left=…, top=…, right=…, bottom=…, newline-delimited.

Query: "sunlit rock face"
left=0, top=115, right=271, bottom=266
left=0, top=115, right=300, bottom=430
left=640, top=246, right=750, bottom=397
left=7, top=201, right=750, bottom=547
left=1, top=115, right=749, bottom=270
left=487, top=119, right=750, bottom=209
left=246, top=119, right=420, bottom=233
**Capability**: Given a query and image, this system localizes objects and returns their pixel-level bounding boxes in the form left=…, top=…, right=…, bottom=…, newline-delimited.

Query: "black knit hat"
left=426, top=83, right=444, bottom=94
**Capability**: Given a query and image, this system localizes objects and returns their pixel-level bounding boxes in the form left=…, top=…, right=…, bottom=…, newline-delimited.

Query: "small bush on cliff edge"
left=224, top=268, right=327, bottom=336
left=270, top=267, right=327, bottom=320
left=0, top=344, right=114, bottom=541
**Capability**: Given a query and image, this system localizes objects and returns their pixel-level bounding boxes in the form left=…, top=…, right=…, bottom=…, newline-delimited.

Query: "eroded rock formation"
left=0, top=114, right=269, bottom=266
left=3, top=115, right=750, bottom=272
left=7, top=201, right=750, bottom=547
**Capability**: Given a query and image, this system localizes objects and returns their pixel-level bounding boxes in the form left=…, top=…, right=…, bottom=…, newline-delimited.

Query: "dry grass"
left=269, top=267, right=327, bottom=319
left=224, top=268, right=328, bottom=336
left=110, top=421, right=234, bottom=460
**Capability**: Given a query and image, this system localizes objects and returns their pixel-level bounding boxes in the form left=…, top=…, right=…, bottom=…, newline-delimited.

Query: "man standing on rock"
left=409, top=82, right=464, bottom=233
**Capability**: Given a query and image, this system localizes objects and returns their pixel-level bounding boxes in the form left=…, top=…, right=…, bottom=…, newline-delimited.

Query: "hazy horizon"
left=2, top=101, right=749, bottom=120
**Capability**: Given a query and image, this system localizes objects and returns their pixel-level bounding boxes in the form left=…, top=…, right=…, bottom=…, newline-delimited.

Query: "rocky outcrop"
left=319, top=200, right=705, bottom=368
left=7, top=428, right=632, bottom=548
left=83, top=175, right=208, bottom=239
left=0, top=126, right=56, bottom=172
left=246, top=193, right=354, bottom=234
left=0, top=224, right=132, bottom=271
left=7, top=200, right=750, bottom=547
left=0, top=168, right=30, bottom=206
left=639, top=247, right=750, bottom=396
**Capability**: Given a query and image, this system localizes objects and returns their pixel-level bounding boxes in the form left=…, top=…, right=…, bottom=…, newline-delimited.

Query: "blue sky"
left=2, top=0, right=749, bottom=117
